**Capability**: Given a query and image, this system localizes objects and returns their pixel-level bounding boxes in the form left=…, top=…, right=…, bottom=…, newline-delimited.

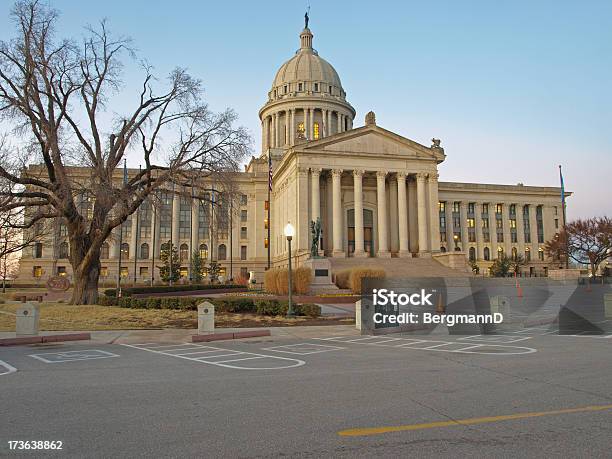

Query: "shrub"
left=97, top=296, right=117, bottom=306
left=233, top=273, right=249, bottom=286
left=255, top=299, right=321, bottom=317
left=103, top=284, right=244, bottom=297
left=264, top=267, right=312, bottom=295
left=349, top=267, right=386, bottom=294
left=294, top=267, right=312, bottom=295
left=334, top=269, right=352, bottom=289
left=211, top=297, right=255, bottom=313
left=297, top=303, right=321, bottom=317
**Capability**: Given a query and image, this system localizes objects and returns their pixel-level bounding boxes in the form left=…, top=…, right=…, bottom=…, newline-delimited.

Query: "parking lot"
left=1, top=329, right=611, bottom=458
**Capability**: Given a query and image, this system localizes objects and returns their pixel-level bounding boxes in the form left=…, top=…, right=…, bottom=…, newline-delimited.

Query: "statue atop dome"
left=305, top=10, right=309, bottom=29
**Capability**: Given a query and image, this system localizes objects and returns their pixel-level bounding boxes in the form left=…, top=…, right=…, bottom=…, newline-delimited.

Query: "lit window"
left=439, top=202, right=446, bottom=212
left=468, top=218, right=475, bottom=228
left=496, top=204, right=503, bottom=214
left=313, top=122, right=320, bottom=140
left=100, top=267, right=108, bottom=277
left=199, top=243, right=208, bottom=259
left=179, top=267, right=188, bottom=278
left=120, top=267, right=128, bottom=278
left=297, top=122, right=305, bottom=134
left=180, top=244, right=189, bottom=262
left=120, top=243, right=129, bottom=259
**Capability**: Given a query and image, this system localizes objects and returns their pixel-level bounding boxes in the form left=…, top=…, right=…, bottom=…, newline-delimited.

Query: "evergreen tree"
left=490, top=255, right=512, bottom=277
left=191, top=249, right=204, bottom=283
left=159, top=241, right=180, bottom=283
left=208, top=261, right=221, bottom=284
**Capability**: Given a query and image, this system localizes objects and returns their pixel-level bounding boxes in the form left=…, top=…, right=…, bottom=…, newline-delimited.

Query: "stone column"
left=274, top=113, right=280, bottom=148
left=503, top=203, right=511, bottom=255
left=331, top=169, right=344, bottom=257
left=397, top=172, right=410, bottom=257
left=191, top=197, right=199, bottom=260
left=172, top=192, right=180, bottom=249
left=261, top=119, right=265, bottom=151
left=428, top=172, right=441, bottom=253
left=311, top=168, right=321, bottom=223
left=150, top=204, right=158, bottom=259
left=475, top=201, right=484, bottom=259
left=376, top=171, right=390, bottom=257
left=416, top=173, right=429, bottom=255
left=529, top=203, right=539, bottom=253
left=353, top=170, right=366, bottom=257
left=516, top=203, right=525, bottom=255
left=327, top=110, right=332, bottom=136
left=337, top=112, right=343, bottom=133
left=130, top=211, right=138, bottom=259
left=460, top=201, right=468, bottom=252
left=297, top=168, right=309, bottom=252
left=445, top=201, right=454, bottom=251
left=307, top=108, right=313, bottom=140
left=490, top=202, right=499, bottom=258
left=290, top=109, right=295, bottom=145
left=284, top=110, right=290, bottom=145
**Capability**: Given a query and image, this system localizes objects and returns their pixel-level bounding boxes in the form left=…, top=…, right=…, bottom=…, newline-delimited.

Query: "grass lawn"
left=0, top=302, right=354, bottom=331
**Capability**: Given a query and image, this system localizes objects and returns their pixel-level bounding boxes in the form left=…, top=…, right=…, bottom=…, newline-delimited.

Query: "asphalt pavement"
left=0, top=329, right=611, bottom=458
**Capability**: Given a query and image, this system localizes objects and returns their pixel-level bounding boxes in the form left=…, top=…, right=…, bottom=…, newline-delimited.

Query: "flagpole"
left=559, top=165, right=569, bottom=269
left=267, top=152, right=272, bottom=270
left=116, top=159, right=127, bottom=296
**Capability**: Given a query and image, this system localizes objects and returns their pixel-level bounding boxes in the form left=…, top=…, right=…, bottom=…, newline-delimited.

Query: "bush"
left=103, top=284, right=244, bottom=298
left=334, top=269, right=352, bottom=289
left=349, top=267, right=386, bottom=294
left=263, top=267, right=312, bottom=295
left=211, top=297, right=255, bottom=313
left=255, top=299, right=321, bottom=317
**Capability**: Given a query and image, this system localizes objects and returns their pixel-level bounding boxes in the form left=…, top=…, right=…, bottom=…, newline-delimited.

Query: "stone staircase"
left=328, top=256, right=471, bottom=279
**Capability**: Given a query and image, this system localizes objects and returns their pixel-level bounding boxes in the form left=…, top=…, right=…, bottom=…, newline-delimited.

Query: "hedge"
left=104, top=283, right=243, bottom=297
left=98, top=295, right=321, bottom=317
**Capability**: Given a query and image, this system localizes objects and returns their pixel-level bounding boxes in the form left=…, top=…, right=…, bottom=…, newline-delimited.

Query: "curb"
left=192, top=330, right=271, bottom=342
left=0, top=333, right=91, bottom=347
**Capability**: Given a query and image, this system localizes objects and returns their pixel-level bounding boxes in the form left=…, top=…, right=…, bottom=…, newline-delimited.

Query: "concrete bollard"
left=355, top=300, right=362, bottom=331
left=16, top=302, right=40, bottom=336
left=197, top=301, right=215, bottom=334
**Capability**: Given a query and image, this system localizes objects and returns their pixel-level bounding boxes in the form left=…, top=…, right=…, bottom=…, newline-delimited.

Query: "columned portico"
left=353, top=170, right=366, bottom=257
left=376, top=171, right=390, bottom=257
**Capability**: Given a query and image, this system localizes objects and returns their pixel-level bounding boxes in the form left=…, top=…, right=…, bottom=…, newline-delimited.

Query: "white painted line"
left=456, top=335, right=533, bottom=344
left=262, top=343, right=346, bottom=355
left=0, top=360, right=17, bottom=376
left=172, top=349, right=232, bottom=356
left=160, top=347, right=208, bottom=353
left=121, top=343, right=305, bottom=370
left=214, top=356, right=267, bottom=364
left=138, top=343, right=201, bottom=350
left=29, top=349, right=119, bottom=363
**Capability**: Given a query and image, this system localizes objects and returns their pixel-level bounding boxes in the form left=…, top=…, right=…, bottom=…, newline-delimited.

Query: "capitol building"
left=18, top=24, right=568, bottom=283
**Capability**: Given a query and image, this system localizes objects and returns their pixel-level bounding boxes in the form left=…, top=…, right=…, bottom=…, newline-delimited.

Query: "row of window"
left=32, top=265, right=251, bottom=280
left=440, top=245, right=545, bottom=262
left=41, top=242, right=249, bottom=262
left=273, top=82, right=341, bottom=98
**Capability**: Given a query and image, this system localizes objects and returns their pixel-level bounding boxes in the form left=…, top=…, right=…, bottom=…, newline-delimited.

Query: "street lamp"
left=284, top=222, right=295, bottom=318
left=453, top=234, right=459, bottom=251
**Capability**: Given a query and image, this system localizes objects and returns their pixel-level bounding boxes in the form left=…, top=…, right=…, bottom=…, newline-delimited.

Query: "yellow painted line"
left=338, top=404, right=612, bottom=437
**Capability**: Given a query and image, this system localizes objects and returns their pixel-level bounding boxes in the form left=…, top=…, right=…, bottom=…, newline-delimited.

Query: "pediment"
left=298, top=125, right=445, bottom=162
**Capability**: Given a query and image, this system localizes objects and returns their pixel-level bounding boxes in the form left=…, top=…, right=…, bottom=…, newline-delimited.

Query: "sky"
left=1, top=0, right=610, bottom=219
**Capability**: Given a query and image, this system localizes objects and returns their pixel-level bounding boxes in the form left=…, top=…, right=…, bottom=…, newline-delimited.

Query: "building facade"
left=18, top=24, right=568, bottom=284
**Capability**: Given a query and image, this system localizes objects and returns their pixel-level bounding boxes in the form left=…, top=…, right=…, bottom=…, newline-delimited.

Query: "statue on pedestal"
left=310, top=217, right=322, bottom=258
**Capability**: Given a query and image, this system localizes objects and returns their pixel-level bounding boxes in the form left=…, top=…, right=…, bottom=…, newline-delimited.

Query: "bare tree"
left=0, top=1, right=250, bottom=304
left=545, top=217, right=612, bottom=277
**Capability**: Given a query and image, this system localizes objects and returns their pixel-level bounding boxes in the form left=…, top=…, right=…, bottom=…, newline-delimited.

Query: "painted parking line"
left=510, top=326, right=612, bottom=339
left=122, top=343, right=305, bottom=370
left=0, top=360, right=17, bottom=376
left=314, top=336, right=537, bottom=355
left=456, top=334, right=533, bottom=344
left=262, top=343, right=345, bottom=355
left=338, top=403, right=612, bottom=437
left=29, top=349, right=120, bottom=363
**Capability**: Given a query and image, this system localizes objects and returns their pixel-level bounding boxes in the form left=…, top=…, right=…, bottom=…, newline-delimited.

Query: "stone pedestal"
left=303, top=257, right=338, bottom=293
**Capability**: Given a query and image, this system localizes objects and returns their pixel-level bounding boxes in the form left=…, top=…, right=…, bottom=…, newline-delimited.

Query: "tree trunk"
left=70, top=259, right=101, bottom=305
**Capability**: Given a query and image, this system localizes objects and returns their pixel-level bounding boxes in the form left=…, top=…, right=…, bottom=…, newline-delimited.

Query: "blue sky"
left=1, top=0, right=610, bottom=218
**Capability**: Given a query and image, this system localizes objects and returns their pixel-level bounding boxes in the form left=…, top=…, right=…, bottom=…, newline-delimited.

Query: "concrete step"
left=328, top=256, right=471, bottom=278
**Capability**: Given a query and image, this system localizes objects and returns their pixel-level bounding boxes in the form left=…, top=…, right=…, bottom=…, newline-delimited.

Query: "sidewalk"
left=0, top=325, right=359, bottom=345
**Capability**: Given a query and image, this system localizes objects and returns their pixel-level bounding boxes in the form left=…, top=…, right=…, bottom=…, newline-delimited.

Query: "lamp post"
left=453, top=234, right=459, bottom=251
left=284, top=222, right=295, bottom=318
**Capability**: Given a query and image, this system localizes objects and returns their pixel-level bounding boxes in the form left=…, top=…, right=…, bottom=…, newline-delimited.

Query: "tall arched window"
left=180, top=243, right=189, bottom=262
left=218, top=244, right=227, bottom=261
left=497, top=247, right=504, bottom=259
left=100, top=242, right=109, bottom=259
left=469, top=247, right=476, bottom=261
left=121, top=243, right=129, bottom=259
left=313, top=122, right=320, bottom=140
left=199, top=243, right=208, bottom=259
left=140, top=243, right=149, bottom=260
left=511, top=247, right=518, bottom=260
left=58, top=242, right=68, bottom=259
left=525, top=247, right=531, bottom=261
left=484, top=247, right=490, bottom=261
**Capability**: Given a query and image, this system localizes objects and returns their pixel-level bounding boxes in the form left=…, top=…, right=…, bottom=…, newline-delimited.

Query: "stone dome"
left=267, top=27, right=347, bottom=102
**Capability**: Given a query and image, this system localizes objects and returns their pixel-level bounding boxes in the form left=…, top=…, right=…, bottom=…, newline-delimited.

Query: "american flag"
left=268, top=153, right=273, bottom=191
